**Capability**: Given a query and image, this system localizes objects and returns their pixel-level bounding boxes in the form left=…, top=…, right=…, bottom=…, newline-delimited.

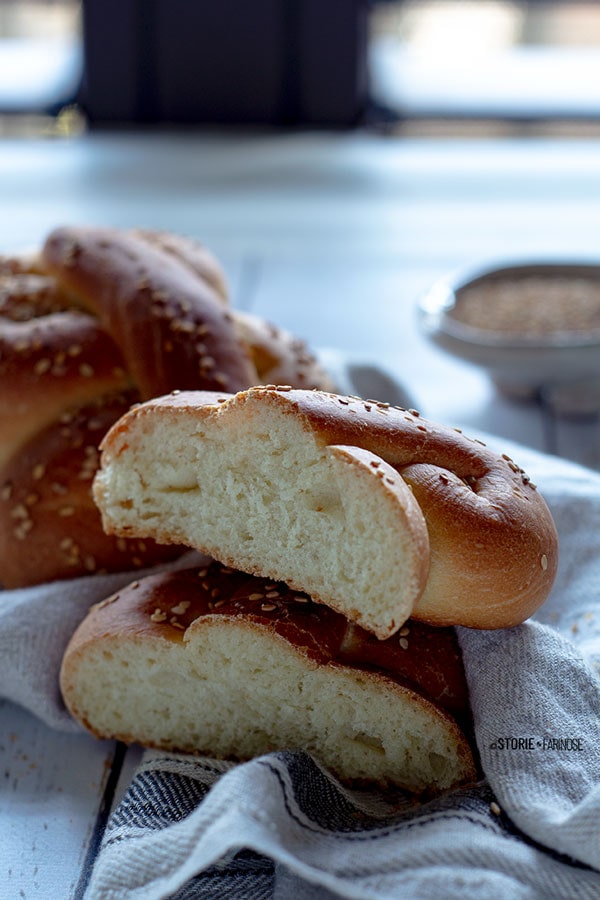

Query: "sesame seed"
left=399, top=637, right=409, bottom=650
left=34, top=358, right=51, bottom=375
left=249, top=593, right=264, bottom=601
left=58, top=506, right=75, bottom=517
left=171, top=601, right=190, bottom=615
left=261, top=603, right=277, bottom=612
left=176, top=320, right=196, bottom=333
left=13, top=521, right=33, bottom=539
left=541, top=554, right=548, bottom=571
left=490, top=801, right=501, bottom=816
left=399, top=626, right=410, bottom=636
left=79, top=363, right=94, bottom=377
left=265, top=590, right=280, bottom=598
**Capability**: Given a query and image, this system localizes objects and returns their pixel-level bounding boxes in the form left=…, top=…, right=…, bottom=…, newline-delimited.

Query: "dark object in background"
left=79, top=0, right=369, bottom=128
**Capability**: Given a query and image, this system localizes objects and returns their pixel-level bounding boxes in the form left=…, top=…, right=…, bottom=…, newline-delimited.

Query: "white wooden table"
left=2, top=129, right=600, bottom=897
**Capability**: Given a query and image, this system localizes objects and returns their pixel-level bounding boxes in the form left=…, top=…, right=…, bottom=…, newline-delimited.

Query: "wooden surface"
left=2, top=129, right=600, bottom=896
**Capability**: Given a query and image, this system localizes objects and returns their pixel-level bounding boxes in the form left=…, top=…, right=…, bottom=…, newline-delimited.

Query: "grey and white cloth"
left=1, top=435, right=600, bottom=899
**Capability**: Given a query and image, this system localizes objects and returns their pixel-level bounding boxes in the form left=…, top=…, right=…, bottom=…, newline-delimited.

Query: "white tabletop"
left=2, top=128, right=600, bottom=897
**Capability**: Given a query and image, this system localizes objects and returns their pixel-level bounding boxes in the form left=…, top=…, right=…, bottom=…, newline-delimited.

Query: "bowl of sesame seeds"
left=417, top=261, right=600, bottom=414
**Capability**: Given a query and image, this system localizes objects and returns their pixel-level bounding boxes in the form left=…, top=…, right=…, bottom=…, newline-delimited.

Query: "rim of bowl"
left=418, top=260, right=600, bottom=350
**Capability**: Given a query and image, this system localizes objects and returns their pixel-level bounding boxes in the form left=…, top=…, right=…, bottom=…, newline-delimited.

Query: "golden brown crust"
left=0, top=228, right=333, bottom=587
left=232, top=310, right=336, bottom=392
left=0, top=250, right=46, bottom=277
left=0, top=312, right=131, bottom=470
left=41, top=226, right=257, bottom=397
left=0, top=393, right=182, bottom=588
left=130, top=229, right=229, bottom=303
left=0, top=273, right=73, bottom=321
left=98, top=387, right=558, bottom=629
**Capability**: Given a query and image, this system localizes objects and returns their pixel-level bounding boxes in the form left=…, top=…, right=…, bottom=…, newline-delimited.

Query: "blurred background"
left=1, top=0, right=600, bottom=467
left=3, top=0, right=600, bottom=136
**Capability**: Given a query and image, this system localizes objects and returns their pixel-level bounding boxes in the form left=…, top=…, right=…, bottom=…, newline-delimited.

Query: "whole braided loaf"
left=0, top=226, right=333, bottom=587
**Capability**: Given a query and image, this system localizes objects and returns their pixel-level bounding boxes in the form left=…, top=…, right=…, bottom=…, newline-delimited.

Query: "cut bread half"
left=60, top=566, right=477, bottom=795
left=93, top=389, right=430, bottom=639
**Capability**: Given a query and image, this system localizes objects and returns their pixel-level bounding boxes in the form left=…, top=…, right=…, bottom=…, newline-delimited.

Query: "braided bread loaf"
left=93, top=386, right=559, bottom=638
left=0, top=227, right=333, bottom=587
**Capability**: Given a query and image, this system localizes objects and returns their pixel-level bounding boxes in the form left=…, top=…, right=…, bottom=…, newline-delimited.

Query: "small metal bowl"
left=417, top=261, right=600, bottom=415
